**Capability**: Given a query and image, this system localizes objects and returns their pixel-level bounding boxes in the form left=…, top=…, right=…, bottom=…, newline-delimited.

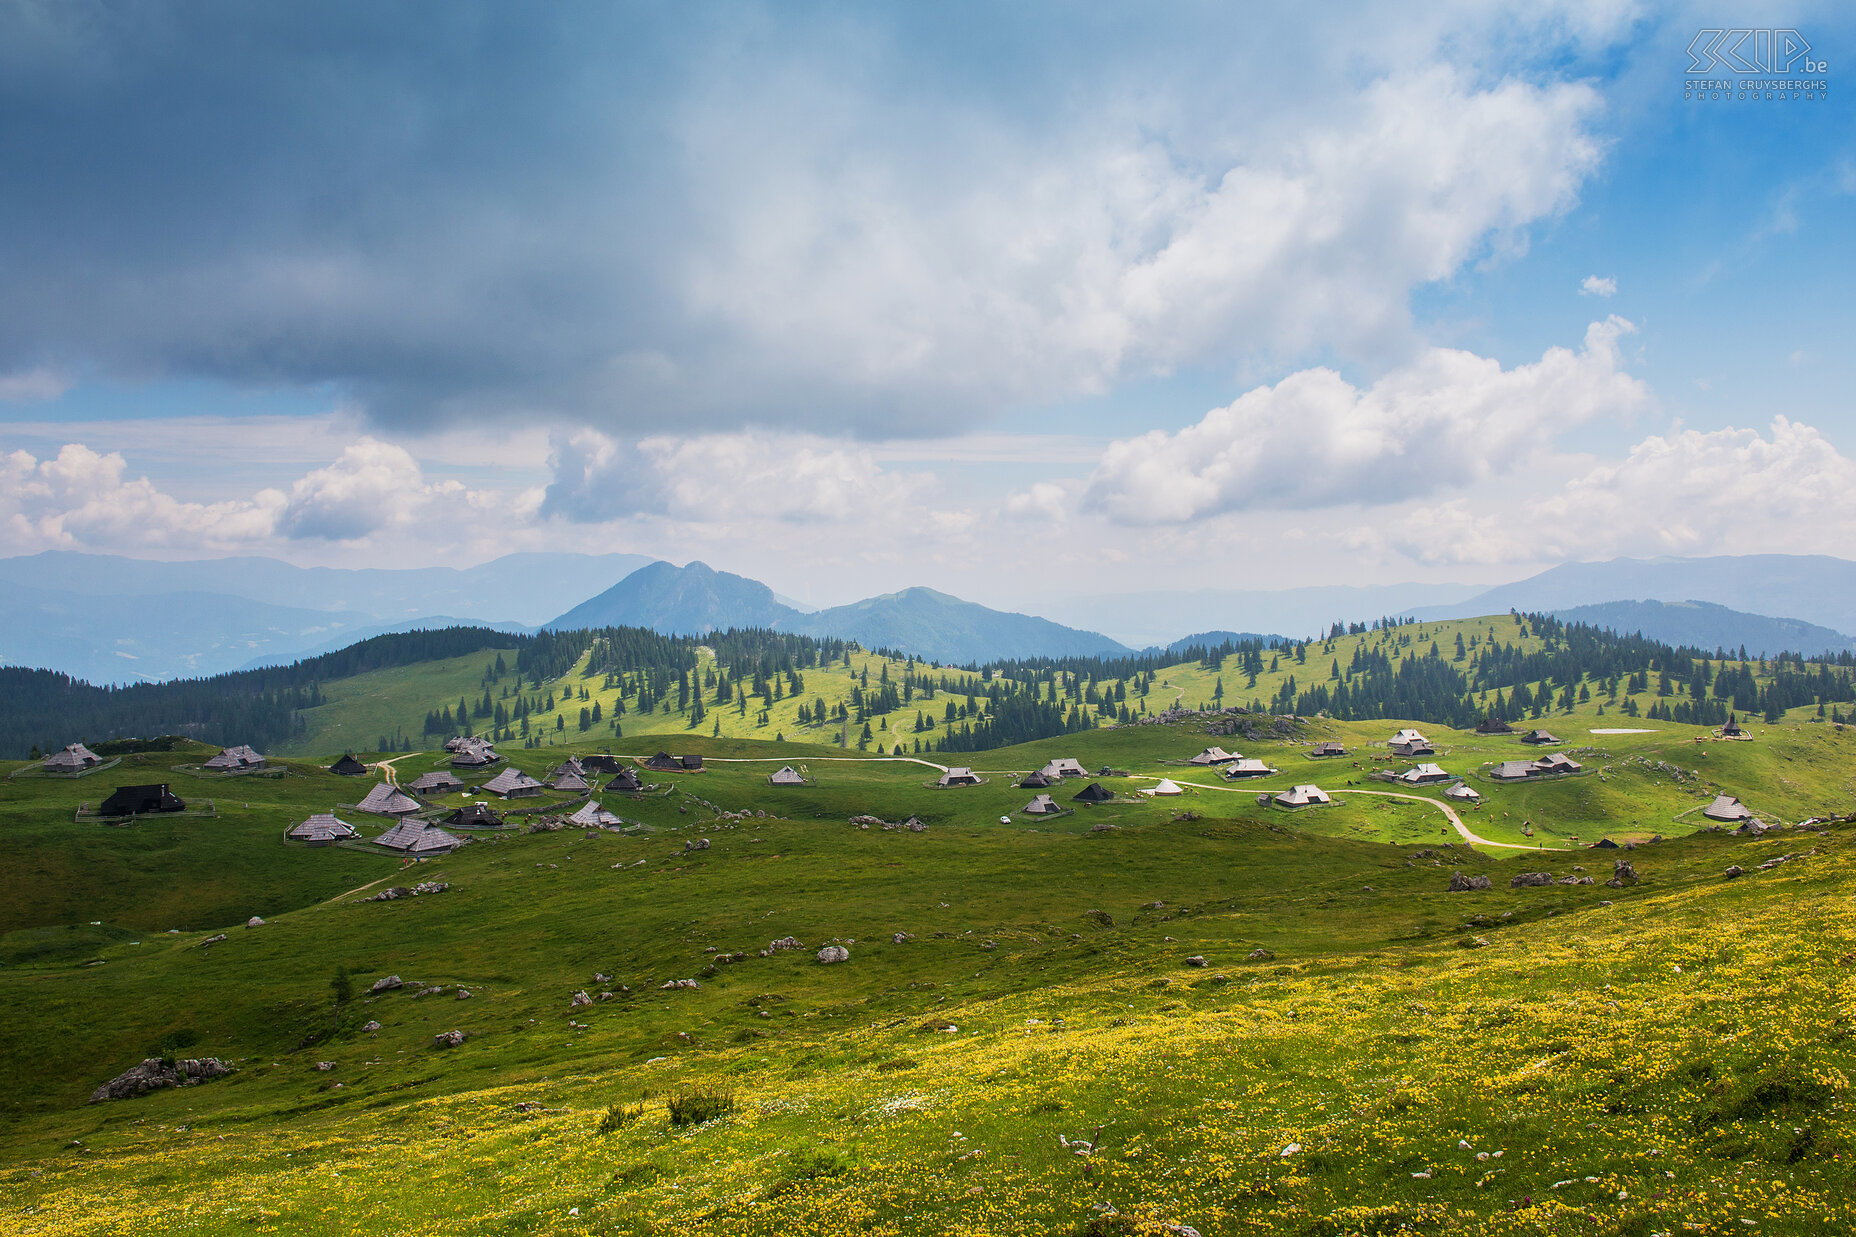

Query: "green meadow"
left=3, top=619, right=1854, bottom=1235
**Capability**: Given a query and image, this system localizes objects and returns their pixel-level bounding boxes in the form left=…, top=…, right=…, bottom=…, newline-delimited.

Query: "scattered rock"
left=661, top=978, right=700, bottom=990
left=361, top=1021, right=381, bottom=1033
left=456, top=989, right=472, bottom=1000
left=1463, top=935, right=1491, bottom=949
left=1724, top=865, right=1746, bottom=879
left=1088, top=822, right=1118, bottom=833
left=371, top=975, right=404, bottom=993
left=246, top=916, right=264, bottom=928
left=683, top=837, right=711, bottom=852
left=1081, top=909, right=1116, bottom=928
left=768, top=936, right=804, bottom=952
left=1606, top=859, right=1639, bottom=888
left=1448, top=872, right=1493, bottom=892
left=433, top=1030, right=465, bottom=1049
left=90, top=1057, right=235, bottom=1103
left=1185, top=956, right=1208, bottom=968
left=817, top=945, right=850, bottom=964
left=411, top=881, right=449, bottom=896
left=571, top=990, right=593, bottom=1007
left=1510, top=872, right=1555, bottom=888
left=1246, top=948, right=1275, bottom=961
left=1143, top=901, right=1165, bottom=910
left=314, top=1061, right=335, bottom=1071
left=593, top=973, right=613, bottom=984
left=674, top=1031, right=694, bottom=1044
left=364, top=887, right=412, bottom=902
left=200, top=933, right=227, bottom=946
left=1759, top=852, right=1799, bottom=871
left=1558, top=875, right=1595, bottom=885
left=892, top=932, right=915, bottom=944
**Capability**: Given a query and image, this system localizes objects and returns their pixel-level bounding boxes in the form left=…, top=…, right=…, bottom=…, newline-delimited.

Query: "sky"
left=0, top=1, right=1850, bottom=612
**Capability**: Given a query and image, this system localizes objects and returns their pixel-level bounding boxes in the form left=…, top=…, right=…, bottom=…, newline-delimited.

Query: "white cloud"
left=1389, top=417, right=1856, bottom=565
left=1580, top=274, right=1617, bottom=297
left=678, top=64, right=1605, bottom=426
left=1004, top=481, right=1071, bottom=523
left=0, top=366, right=72, bottom=402
left=278, top=437, right=466, bottom=541
left=1, top=444, right=285, bottom=551
left=542, top=430, right=930, bottom=525
left=1084, top=317, right=1649, bottom=524
left=0, top=436, right=523, bottom=555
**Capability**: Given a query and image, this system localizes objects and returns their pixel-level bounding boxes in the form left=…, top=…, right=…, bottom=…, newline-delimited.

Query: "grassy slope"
left=3, top=621, right=1853, bottom=1234
left=274, top=614, right=1807, bottom=763
left=1, top=767, right=1851, bottom=1235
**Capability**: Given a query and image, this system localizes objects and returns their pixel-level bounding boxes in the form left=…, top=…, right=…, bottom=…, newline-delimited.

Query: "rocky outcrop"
left=370, top=974, right=403, bottom=993
left=90, top=1057, right=235, bottom=1103
left=1448, top=872, right=1493, bottom=892
left=817, top=945, right=850, bottom=964
left=1606, top=859, right=1639, bottom=888
left=1510, top=872, right=1555, bottom=888
left=433, top=1030, right=465, bottom=1049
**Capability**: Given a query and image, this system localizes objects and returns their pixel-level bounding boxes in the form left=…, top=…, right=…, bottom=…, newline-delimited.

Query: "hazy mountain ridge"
left=1548, top=599, right=1856, bottom=658
left=1418, top=555, right=1856, bottom=637
left=547, top=564, right=1130, bottom=664
left=0, top=551, right=652, bottom=684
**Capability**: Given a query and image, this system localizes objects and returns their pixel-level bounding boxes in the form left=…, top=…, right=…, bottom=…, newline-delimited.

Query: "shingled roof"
left=329, top=753, right=368, bottom=776
left=482, top=767, right=545, bottom=798
left=287, top=813, right=357, bottom=844
left=42, top=742, right=103, bottom=773
left=373, top=821, right=465, bottom=855
left=356, top=783, right=422, bottom=816
left=203, top=744, right=265, bottom=771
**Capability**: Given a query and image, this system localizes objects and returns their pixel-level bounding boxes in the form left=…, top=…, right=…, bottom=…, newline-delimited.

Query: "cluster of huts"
left=44, top=742, right=194, bottom=819
left=283, top=746, right=685, bottom=855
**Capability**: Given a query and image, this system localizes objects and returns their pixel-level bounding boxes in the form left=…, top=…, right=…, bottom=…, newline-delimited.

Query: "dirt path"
left=1128, top=775, right=1571, bottom=851
left=373, top=753, right=416, bottom=788
left=634, top=754, right=952, bottom=773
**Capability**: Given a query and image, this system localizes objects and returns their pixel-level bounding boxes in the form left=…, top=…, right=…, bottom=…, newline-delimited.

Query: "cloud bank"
left=1085, top=318, right=1650, bottom=523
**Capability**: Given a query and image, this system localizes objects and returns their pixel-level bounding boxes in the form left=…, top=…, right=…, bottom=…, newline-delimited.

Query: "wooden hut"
left=356, top=783, right=421, bottom=816
left=42, top=742, right=103, bottom=773
left=373, top=821, right=465, bottom=855
left=203, top=744, right=266, bottom=771
left=406, top=770, right=466, bottom=795
left=482, top=767, right=545, bottom=798
left=287, top=813, right=356, bottom=845
left=99, top=784, right=185, bottom=815
left=329, top=753, right=369, bottom=776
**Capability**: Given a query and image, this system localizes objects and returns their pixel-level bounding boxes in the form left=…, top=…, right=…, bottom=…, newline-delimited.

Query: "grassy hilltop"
left=4, top=657, right=1856, bottom=1235
left=270, top=611, right=1833, bottom=760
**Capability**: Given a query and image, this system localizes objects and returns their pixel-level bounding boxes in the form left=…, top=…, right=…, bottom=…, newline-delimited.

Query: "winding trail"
left=1127, top=775, right=1571, bottom=852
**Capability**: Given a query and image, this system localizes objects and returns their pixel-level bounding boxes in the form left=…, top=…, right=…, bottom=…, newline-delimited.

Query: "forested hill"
left=8, top=613, right=1856, bottom=760
left=0, top=627, right=526, bottom=758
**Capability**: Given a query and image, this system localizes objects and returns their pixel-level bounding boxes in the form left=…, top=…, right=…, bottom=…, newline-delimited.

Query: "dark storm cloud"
left=0, top=3, right=1623, bottom=436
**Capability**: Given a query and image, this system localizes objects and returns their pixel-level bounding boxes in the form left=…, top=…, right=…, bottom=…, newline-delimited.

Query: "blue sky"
left=0, top=2, right=1849, bottom=607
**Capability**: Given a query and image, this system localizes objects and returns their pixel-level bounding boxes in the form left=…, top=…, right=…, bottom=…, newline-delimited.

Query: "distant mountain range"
left=548, top=561, right=1131, bottom=664
left=1413, top=555, right=1856, bottom=639
left=4, top=549, right=1855, bottom=683
left=0, top=551, right=650, bottom=683
left=1547, top=600, right=1856, bottom=658
left=1164, top=630, right=1286, bottom=655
